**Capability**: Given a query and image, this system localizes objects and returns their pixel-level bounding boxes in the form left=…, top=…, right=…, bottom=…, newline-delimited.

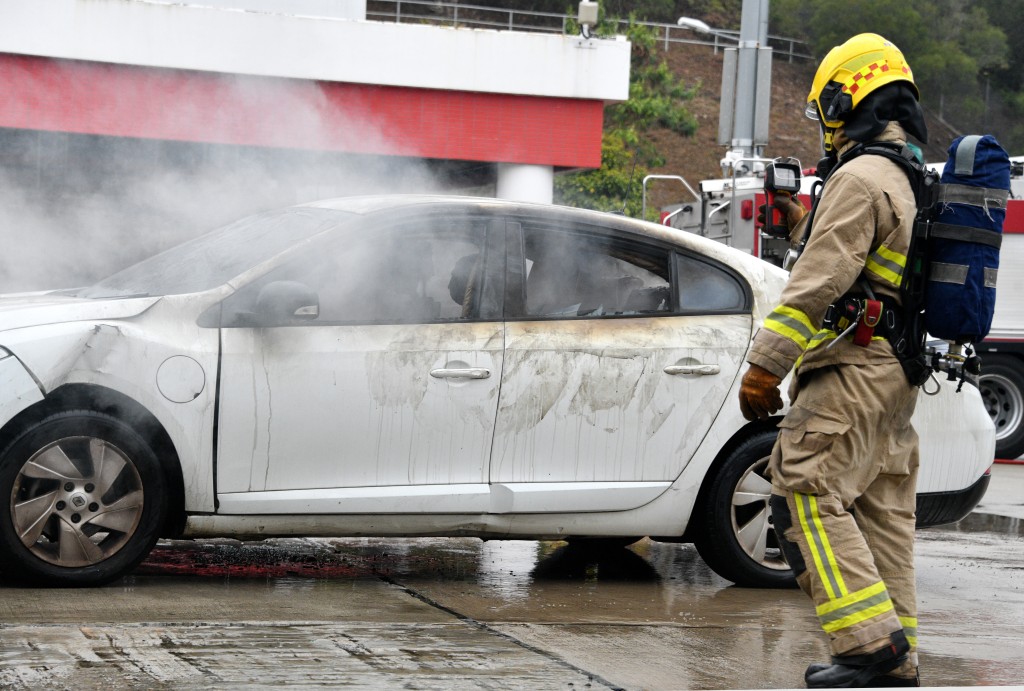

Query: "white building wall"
left=0, top=0, right=630, bottom=101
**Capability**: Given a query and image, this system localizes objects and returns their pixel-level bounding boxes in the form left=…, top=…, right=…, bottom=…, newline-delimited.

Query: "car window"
left=520, top=225, right=671, bottom=318
left=218, top=216, right=500, bottom=326
left=676, top=253, right=748, bottom=312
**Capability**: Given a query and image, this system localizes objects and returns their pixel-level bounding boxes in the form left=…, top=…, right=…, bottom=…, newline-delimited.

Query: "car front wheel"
left=694, top=430, right=795, bottom=588
left=0, top=410, right=167, bottom=586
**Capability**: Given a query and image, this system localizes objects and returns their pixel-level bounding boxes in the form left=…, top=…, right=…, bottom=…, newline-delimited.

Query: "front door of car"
left=489, top=221, right=752, bottom=513
left=214, top=213, right=505, bottom=514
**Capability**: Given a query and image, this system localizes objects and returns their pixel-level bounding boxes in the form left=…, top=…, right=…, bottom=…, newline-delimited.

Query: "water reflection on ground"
left=138, top=537, right=709, bottom=590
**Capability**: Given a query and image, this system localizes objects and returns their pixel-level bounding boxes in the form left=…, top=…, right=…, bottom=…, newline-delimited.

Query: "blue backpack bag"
left=924, top=134, right=1010, bottom=343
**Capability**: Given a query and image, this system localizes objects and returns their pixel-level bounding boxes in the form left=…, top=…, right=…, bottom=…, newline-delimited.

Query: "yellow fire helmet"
left=805, top=33, right=919, bottom=129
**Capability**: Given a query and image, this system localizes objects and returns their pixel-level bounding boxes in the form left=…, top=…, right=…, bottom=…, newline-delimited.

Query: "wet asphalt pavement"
left=1, top=464, right=1022, bottom=690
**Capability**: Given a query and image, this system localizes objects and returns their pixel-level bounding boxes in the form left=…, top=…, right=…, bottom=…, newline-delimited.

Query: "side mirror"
left=254, top=280, right=320, bottom=324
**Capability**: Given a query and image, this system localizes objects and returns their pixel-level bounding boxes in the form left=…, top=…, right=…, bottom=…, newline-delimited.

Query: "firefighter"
left=738, top=33, right=929, bottom=688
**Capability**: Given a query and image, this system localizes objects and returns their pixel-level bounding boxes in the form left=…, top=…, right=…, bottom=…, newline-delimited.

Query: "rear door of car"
left=214, top=208, right=506, bottom=514
left=489, top=218, right=753, bottom=513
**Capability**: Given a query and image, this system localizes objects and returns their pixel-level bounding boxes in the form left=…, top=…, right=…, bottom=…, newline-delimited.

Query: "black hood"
left=843, top=82, right=928, bottom=145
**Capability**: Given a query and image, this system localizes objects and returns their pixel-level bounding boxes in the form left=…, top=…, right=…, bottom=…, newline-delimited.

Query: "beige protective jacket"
left=747, top=122, right=918, bottom=379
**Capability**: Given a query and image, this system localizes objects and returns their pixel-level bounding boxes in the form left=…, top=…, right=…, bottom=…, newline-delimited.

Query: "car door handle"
left=430, top=368, right=491, bottom=380
left=664, top=364, right=720, bottom=376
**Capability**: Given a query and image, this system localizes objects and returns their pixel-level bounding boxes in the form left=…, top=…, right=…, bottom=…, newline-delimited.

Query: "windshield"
left=74, top=207, right=352, bottom=298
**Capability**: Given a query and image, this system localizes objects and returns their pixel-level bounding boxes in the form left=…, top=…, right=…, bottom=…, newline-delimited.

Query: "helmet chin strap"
left=820, top=121, right=836, bottom=155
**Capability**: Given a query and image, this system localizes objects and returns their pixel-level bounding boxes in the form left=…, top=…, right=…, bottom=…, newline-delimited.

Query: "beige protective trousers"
left=769, top=360, right=919, bottom=670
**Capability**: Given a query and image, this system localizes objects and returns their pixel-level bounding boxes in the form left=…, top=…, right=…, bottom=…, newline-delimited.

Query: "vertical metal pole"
left=729, top=0, right=771, bottom=160
left=718, top=48, right=737, bottom=147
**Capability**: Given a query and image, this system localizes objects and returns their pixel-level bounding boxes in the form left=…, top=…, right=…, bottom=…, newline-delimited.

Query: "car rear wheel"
left=979, top=354, right=1024, bottom=460
left=694, top=430, right=796, bottom=588
left=0, top=410, right=167, bottom=586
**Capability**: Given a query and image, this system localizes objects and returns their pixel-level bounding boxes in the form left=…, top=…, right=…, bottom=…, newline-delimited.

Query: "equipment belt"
left=822, top=294, right=901, bottom=346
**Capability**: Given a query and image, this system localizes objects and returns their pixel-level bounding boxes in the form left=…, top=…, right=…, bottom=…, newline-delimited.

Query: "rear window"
left=676, top=253, right=748, bottom=312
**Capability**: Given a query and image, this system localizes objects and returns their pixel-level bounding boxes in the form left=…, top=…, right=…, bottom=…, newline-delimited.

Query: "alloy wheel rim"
left=731, top=456, right=789, bottom=572
left=10, top=436, right=144, bottom=568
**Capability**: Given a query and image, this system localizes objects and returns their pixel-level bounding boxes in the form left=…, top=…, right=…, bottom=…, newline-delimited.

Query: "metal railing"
left=365, top=1, right=812, bottom=62
left=366, top=1, right=569, bottom=33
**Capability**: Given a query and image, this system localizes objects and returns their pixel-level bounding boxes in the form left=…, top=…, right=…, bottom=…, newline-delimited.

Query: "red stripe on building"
left=0, top=53, right=603, bottom=168
left=1004, top=198, right=1024, bottom=234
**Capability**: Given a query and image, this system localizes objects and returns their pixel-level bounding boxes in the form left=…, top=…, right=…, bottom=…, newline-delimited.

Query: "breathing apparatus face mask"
left=807, top=89, right=839, bottom=160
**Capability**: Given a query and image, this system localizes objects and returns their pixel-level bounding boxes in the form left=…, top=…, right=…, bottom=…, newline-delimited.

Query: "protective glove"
left=738, top=363, right=784, bottom=421
left=757, top=192, right=807, bottom=239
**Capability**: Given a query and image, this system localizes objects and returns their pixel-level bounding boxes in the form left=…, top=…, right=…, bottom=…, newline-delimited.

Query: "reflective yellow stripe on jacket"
left=865, top=244, right=907, bottom=288
left=764, top=305, right=816, bottom=351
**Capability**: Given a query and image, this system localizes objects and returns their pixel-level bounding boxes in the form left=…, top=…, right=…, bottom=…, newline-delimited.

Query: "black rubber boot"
left=804, top=664, right=919, bottom=687
left=804, top=631, right=911, bottom=688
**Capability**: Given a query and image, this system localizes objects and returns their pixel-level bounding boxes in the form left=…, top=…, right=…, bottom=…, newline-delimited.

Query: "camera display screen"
left=773, top=167, right=797, bottom=189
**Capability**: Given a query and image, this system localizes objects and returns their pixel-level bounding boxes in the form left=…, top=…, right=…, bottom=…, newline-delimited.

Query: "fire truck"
left=652, top=152, right=1024, bottom=459
left=977, top=159, right=1024, bottom=459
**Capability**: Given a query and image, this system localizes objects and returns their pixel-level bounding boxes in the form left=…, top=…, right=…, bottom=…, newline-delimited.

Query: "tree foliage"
left=555, top=20, right=698, bottom=218
left=555, top=130, right=648, bottom=217
left=770, top=0, right=1020, bottom=149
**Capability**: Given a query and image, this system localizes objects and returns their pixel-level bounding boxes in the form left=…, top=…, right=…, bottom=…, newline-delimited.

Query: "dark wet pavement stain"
left=137, top=538, right=383, bottom=580
left=135, top=537, right=719, bottom=587
left=135, top=537, right=669, bottom=585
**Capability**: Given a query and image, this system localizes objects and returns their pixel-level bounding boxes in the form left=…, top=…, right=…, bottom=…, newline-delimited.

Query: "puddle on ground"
left=935, top=511, right=1024, bottom=536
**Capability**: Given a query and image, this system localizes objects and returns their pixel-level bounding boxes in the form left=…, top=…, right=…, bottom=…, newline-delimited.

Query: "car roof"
left=304, top=194, right=625, bottom=223
left=301, top=194, right=786, bottom=289
left=304, top=194, right=706, bottom=248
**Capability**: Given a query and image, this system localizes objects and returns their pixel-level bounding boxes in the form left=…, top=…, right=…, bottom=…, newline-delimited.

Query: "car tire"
left=979, top=354, right=1024, bottom=460
left=694, top=430, right=796, bottom=588
left=0, top=410, right=167, bottom=587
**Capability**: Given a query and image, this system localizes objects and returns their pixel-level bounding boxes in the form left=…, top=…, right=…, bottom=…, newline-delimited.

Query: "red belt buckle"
left=853, top=299, right=882, bottom=347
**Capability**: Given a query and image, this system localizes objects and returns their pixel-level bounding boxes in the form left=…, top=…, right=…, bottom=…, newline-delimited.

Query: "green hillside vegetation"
left=527, top=0, right=1022, bottom=217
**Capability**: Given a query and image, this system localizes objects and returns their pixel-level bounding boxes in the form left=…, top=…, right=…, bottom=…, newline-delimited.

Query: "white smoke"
left=0, top=69, right=481, bottom=293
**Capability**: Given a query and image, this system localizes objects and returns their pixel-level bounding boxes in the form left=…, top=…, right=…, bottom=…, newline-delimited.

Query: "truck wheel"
left=694, top=430, right=796, bottom=588
left=980, top=354, right=1024, bottom=460
left=0, top=410, right=167, bottom=586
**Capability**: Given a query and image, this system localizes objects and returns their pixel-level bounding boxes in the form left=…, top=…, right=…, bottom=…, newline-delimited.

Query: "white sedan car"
left=0, top=196, right=994, bottom=587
